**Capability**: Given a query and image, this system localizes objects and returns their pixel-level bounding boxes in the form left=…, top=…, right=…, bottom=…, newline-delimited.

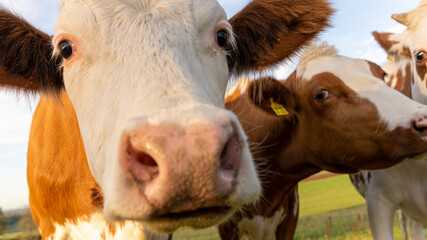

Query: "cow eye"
left=59, top=40, right=74, bottom=60
left=315, top=90, right=330, bottom=102
left=216, top=30, right=228, bottom=48
left=415, top=51, right=427, bottom=64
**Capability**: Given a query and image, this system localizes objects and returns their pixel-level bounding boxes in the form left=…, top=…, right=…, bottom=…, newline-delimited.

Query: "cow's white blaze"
left=297, top=44, right=426, bottom=131
left=237, top=208, right=286, bottom=240
left=53, top=0, right=260, bottom=226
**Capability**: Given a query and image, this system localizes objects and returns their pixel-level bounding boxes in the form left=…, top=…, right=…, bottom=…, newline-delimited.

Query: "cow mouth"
left=418, top=129, right=427, bottom=141
left=156, top=206, right=231, bottom=220
left=144, top=206, right=233, bottom=232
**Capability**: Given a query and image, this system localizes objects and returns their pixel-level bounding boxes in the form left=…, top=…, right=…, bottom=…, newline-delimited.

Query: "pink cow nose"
left=120, top=123, right=242, bottom=210
left=413, top=115, right=427, bottom=136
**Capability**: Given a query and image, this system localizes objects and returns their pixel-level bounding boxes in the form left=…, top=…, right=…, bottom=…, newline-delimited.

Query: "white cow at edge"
left=350, top=1, right=427, bottom=239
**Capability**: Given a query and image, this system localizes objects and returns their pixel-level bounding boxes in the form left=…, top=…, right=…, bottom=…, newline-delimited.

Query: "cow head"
left=228, top=44, right=427, bottom=176
left=391, top=1, right=427, bottom=103
left=0, top=0, right=332, bottom=233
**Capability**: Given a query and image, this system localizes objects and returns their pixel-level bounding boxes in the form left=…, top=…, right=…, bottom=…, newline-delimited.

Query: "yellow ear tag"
left=387, top=54, right=396, bottom=63
left=269, top=98, right=289, bottom=116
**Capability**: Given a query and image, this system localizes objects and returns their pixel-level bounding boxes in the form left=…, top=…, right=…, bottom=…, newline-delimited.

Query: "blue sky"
left=0, top=0, right=421, bottom=210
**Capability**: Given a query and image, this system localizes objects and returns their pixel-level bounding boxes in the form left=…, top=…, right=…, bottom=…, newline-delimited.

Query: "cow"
left=0, top=0, right=334, bottom=239
left=216, top=42, right=427, bottom=240
left=349, top=2, right=427, bottom=238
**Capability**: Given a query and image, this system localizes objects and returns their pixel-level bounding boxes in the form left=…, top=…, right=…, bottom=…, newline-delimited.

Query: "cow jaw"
left=54, top=0, right=260, bottom=231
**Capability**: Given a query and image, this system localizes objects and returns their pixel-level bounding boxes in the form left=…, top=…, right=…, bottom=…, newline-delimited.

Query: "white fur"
left=237, top=208, right=286, bottom=240
left=297, top=43, right=427, bottom=131
left=356, top=160, right=427, bottom=240
left=51, top=212, right=169, bottom=240
left=53, top=0, right=260, bottom=231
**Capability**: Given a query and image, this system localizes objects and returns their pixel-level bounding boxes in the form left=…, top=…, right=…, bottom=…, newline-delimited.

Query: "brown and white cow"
left=217, top=43, right=427, bottom=240
left=0, top=0, right=333, bottom=239
left=349, top=2, right=427, bottom=238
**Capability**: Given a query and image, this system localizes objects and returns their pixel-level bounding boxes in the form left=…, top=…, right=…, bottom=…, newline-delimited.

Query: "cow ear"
left=372, top=31, right=411, bottom=59
left=372, top=31, right=396, bottom=52
left=247, top=76, right=295, bottom=117
left=227, top=0, right=333, bottom=75
left=0, top=7, right=63, bottom=94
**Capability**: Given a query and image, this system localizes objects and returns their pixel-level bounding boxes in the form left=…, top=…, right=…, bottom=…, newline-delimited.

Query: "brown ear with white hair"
left=372, top=31, right=411, bottom=59
left=227, top=0, right=334, bottom=75
left=0, top=7, right=63, bottom=94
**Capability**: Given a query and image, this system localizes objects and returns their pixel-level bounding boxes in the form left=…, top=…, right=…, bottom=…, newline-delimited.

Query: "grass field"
left=173, top=174, right=421, bottom=240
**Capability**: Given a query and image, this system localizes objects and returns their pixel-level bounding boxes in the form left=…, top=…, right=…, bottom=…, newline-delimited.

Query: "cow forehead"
left=296, top=44, right=383, bottom=91
left=55, top=0, right=230, bottom=106
left=297, top=55, right=385, bottom=92
left=57, top=0, right=227, bottom=38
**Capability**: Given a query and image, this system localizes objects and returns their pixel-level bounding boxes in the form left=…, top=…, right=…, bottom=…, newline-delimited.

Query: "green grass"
left=295, top=205, right=371, bottom=240
left=298, top=175, right=365, bottom=217
left=1, top=231, right=40, bottom=240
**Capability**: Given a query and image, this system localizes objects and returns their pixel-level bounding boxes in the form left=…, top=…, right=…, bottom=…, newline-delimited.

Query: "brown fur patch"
left=394, top=64, right=413, bottom=98
left=416, top=63, right=427, bottom=87
left=227, top=0, right=333, bottom=75
left=27, top=92, right=98, bottom=237
left=91, top=187, right=104, bottom=209
left=0, top=8, right=63, bottom=94
left=0, top=65, right=42, bottom=91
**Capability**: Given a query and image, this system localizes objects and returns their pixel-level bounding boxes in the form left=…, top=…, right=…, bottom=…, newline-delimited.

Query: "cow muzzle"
left=117, top=121, right=245, bottom=231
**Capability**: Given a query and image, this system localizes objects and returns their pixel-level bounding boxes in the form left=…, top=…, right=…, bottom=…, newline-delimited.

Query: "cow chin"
left=104, top=196, right=236, bottom=233
left=139, top=207, right=236, bottom=233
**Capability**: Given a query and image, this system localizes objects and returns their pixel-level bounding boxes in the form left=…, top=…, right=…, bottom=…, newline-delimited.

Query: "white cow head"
left=392, top=1, right=427, bottom=103
left=0, top=0, right=332, bottom=232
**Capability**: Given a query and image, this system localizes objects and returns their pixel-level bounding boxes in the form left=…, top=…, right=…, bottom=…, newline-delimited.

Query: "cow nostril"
left=219, top=132, right=241, bottom=171
left=127, top=146, right=158, bottom=167
left=123, top=138, right=159, bottom=183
